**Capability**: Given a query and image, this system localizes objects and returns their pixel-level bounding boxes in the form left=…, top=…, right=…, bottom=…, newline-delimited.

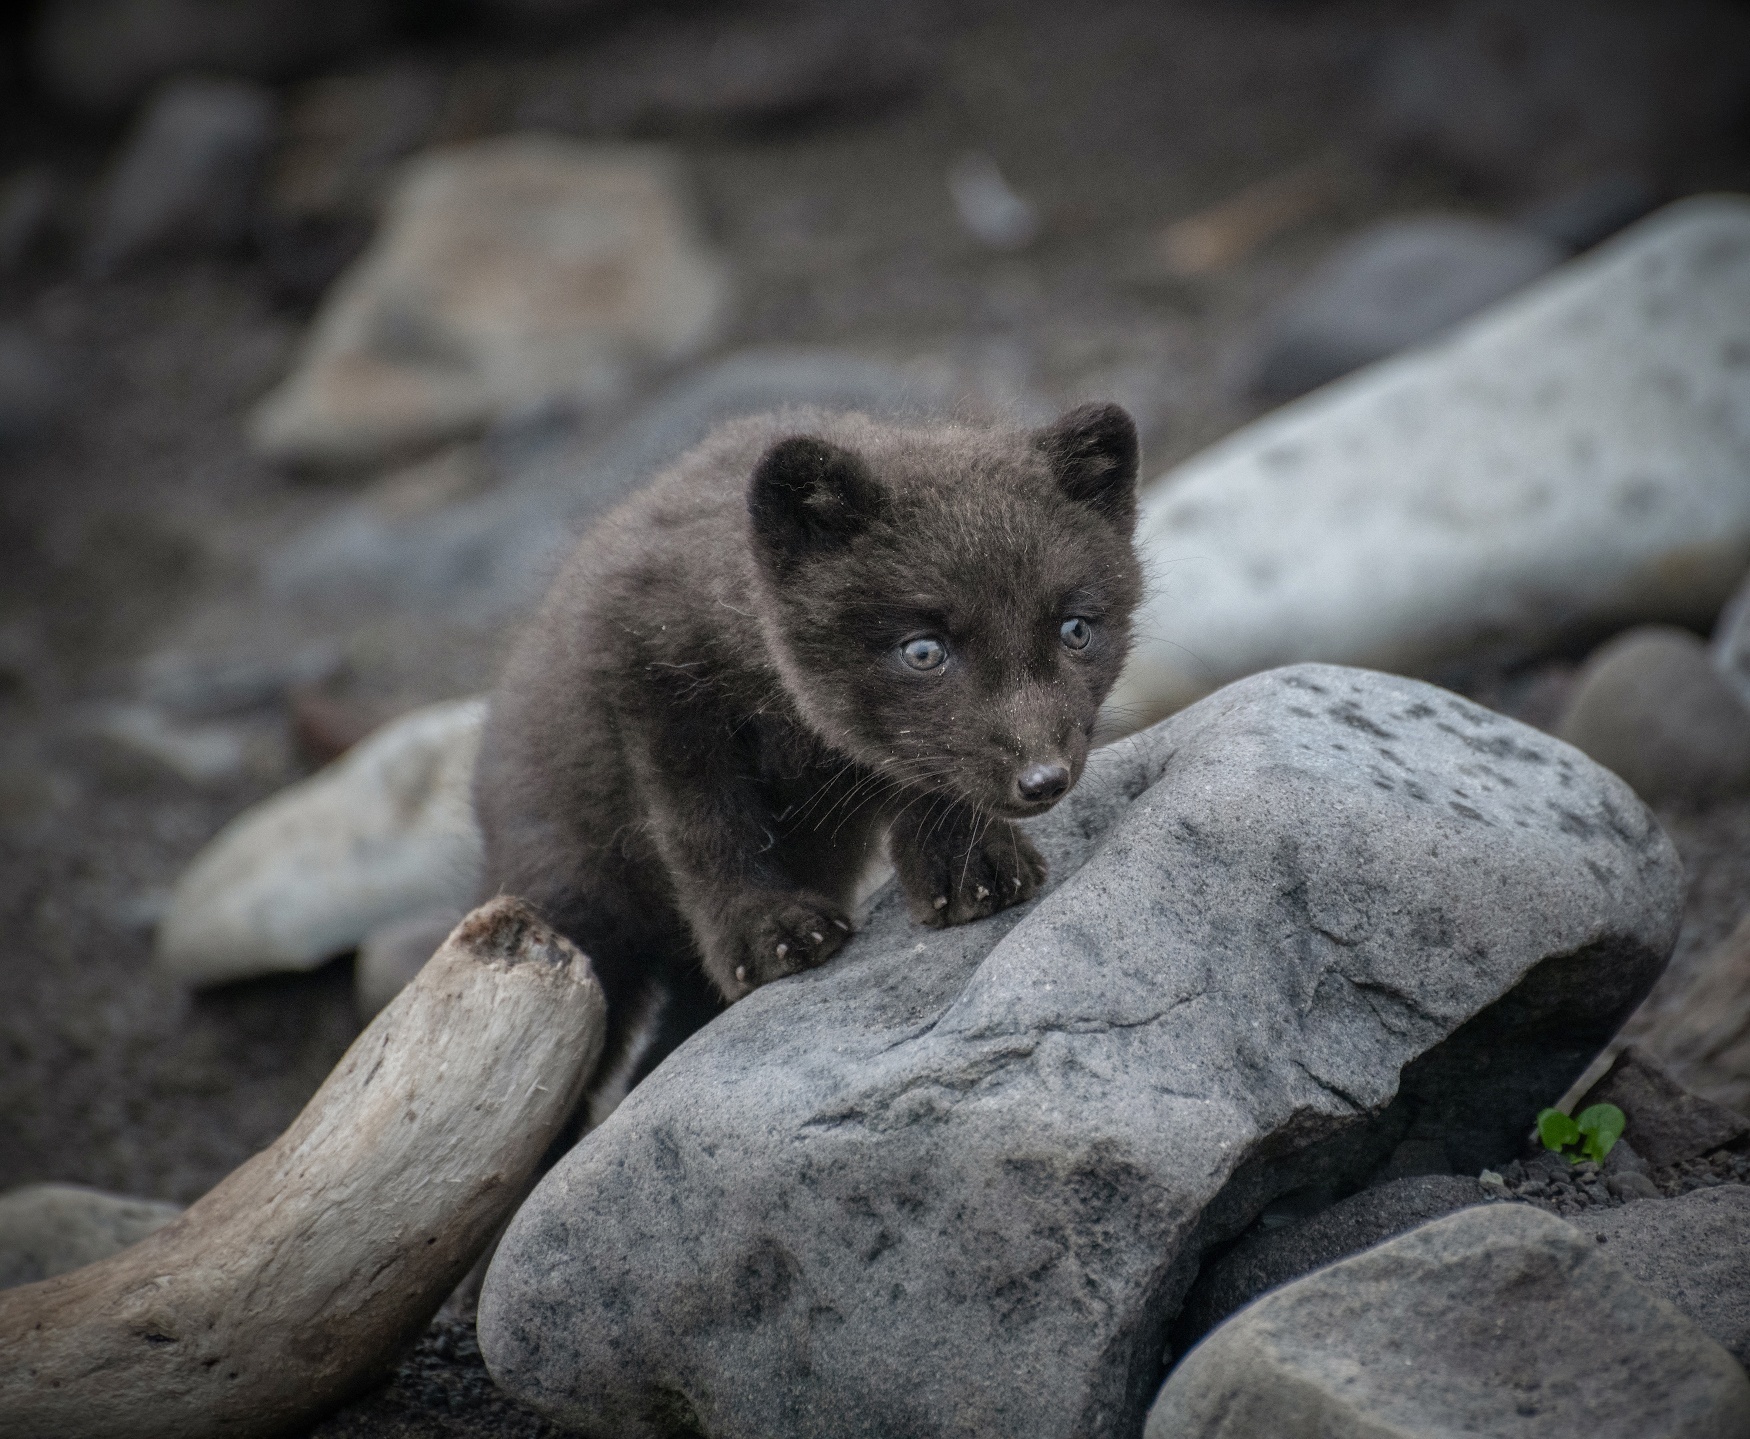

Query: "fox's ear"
left=748, top=435, right=886, bottom=571
left=1035, top=402, right=1140, bottom=531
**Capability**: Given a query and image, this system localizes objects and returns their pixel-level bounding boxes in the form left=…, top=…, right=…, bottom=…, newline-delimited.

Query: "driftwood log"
left=0, top=897, right=605, bottom=1439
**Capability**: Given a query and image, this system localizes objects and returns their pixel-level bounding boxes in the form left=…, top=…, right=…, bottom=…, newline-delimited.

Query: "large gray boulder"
left=1109, top=196, right=1750, bottom=732
left=479, top=665, right=1681, bottom=1439
left=1147, top=1204, right=1750, bottom=1439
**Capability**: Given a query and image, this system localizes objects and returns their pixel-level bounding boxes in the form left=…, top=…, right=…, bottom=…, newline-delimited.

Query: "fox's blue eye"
left=1060, top=616, right=1092, bottom=650
left=900, top=636, right=947, bottom=671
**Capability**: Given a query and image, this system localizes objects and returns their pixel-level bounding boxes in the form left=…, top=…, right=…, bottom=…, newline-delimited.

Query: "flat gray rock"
left=0, top=1184, right=180, bottom=1290
left=1567, top=1185, right=1750, bottom=1365
left=480, top=665, right=1681, bottom=1439
left=249, top=136, right=731, bottom=468
left=1110, top=196, right=1750, bottom=732
left=1147, top=1204, right=1750, bottom=1438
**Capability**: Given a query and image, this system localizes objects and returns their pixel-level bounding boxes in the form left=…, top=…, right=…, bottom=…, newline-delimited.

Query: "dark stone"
left=84, top=77, right=278, bottom=275
left=1172, top=1176, right=1487, bottom=1352
left=1149, top=1204, right=1750, bottom=1437
left=1567, top=1186, right=1750, bottom=1365
left=1517, top=173, right=1662, bottom=254
left=33, top=0, right=394, bottom=115
left=516, top=5, right=934, bottom=138
left=1557, top=626, right=1750, bottom=812
left=1248, top=216, right=1561, bottom=400
left=1582, top=1045, right=1750, bottom=1169
left=0, top=327, right=65, bottom=445
left=1369, top=0, right=1750, bottom=197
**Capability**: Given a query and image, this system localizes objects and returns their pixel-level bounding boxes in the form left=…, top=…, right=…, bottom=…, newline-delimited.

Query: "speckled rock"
left=156, top=698, right=484, bottom=986
left=1147, top=1204, right=1750, bottom=1439
left=1110, top=197, right=1750, bottom=732
left=250, top=137, right=730, bottom=467
left=0, top=1185, right=180, bottom=1290
left=479, top=665, right=1681, bottom=1439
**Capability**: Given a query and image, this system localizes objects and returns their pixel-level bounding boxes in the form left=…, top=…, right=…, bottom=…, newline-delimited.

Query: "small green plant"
left=1536, top=1103, right=1626, bottom=1165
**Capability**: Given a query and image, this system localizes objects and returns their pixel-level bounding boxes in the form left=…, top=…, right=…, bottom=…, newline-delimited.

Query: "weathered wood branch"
left=0, top=897, right=604, bottom=1439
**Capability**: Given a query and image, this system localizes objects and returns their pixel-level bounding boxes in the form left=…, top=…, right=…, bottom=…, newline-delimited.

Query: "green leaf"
left=1536, top=1108, right=1581, bottom=1154
left=1576, top=1103, right=1626, bottom=1164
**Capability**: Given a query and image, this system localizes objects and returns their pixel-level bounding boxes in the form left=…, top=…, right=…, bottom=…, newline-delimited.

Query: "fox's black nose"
left=1017, top=762, right=1070, bottom=804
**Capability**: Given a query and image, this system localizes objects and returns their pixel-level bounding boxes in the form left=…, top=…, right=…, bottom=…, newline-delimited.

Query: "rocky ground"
left=3, top=1, right=1750, bottom=1435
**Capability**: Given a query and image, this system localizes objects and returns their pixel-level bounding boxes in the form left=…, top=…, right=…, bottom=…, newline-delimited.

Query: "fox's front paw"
left=894, top=820, right=1047, bottom=928
left=712, top=891, right=853, bottom=1000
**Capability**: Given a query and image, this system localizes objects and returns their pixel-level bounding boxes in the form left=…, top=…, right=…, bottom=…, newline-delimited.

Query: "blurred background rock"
left=1, top=1, right=1749, bottom=1430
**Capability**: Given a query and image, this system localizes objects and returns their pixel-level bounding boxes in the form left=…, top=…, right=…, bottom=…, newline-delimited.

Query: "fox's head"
left=747, top=403, right=1143, bottom=819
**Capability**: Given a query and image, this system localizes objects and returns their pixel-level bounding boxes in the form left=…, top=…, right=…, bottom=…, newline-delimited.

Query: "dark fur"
left=474, top=403, right=1143, bottom=1091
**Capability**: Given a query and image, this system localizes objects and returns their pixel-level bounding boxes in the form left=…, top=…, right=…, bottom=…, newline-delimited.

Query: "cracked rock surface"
left=477, top=663, right=1682, bottom=1439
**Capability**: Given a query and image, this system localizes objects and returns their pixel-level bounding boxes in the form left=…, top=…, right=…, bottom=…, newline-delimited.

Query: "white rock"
left=91, top=703, right=252, bottom=786
left=249, top=136, right=730, bottom=467
left=156, top=697, right=485, bottom=986
left=1109, top=196, right=1750, bottom=732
